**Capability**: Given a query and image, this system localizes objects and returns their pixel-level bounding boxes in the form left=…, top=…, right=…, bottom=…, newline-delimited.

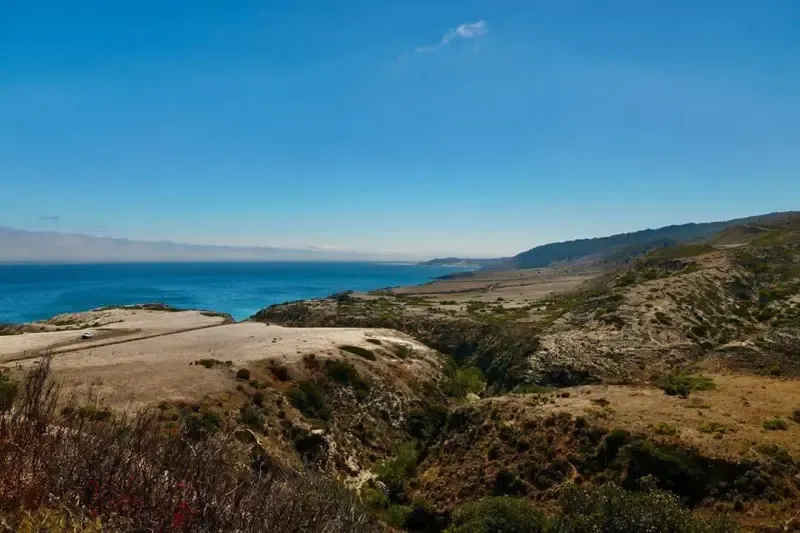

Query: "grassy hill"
left=510, top=211, right=796, bottom=269
left=421, top=211, right=798, bottom=270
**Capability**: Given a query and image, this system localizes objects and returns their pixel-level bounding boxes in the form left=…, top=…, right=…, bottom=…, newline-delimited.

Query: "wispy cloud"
left=415, top=20, right=487, bottom=53
left=41, top=215, right=61, bottom=221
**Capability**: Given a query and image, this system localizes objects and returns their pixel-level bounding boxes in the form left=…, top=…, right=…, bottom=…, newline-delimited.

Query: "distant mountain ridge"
left=417, top=257, right=509, bottom=268
left=421, top=211, right=798, bottom=269
left=0, top=227, right=397, bottom=263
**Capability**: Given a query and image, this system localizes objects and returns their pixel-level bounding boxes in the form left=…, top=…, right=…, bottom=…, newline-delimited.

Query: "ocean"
left=0, top=262, right=466, bottom=324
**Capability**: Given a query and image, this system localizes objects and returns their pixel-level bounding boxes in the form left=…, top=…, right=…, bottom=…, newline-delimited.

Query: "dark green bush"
left=657, top=374, right=715, bottom=397
left=0, top=373, right=18, bottom=412
left=446, top=496, right=547, bottom=533
left=755, top=444, right=793, bottom=465
left=552, top=482, right=738, bottom=533
left=195, top=358, right=223, bottom=369
left=762, top=417, right=789, bottom=431
left=444, top=366, right=487, bottom=398
left=236, top=368, right=251, bottom=380
left=374, top=441, right=419, bottom=499
left=252, top=391, right=265, bottom=407
left=239, top=405, right=265, bottom=430
left=183, top=410, right=222, bottom=439
left=493, top=469, right=526, bottom=496
left=287, top=381, right=330, bottom=421
left=324, top=359, right=370, bottom=398
left=339, top=345, right=376, bottom=361
left=622, top=440, right=706, bottom=504
left=406, top=404, right=448, bottom=442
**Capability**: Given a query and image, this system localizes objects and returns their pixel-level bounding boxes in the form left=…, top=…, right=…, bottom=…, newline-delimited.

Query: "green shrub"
left=195, top=358, right=223, bottom=369
left=374, top=441, right=419, bottom=498
left=755, top=444, right=794, bottom=465
left=699, top=422, right=734, bottom=435
left=446, top=496, right=547, bottom=533
left=252, top=391, right=265, bottom=407
left=366, top=338, right=382, bottom=346
left=552, top=482, right=738, bottom=533
left=657, top=374, right=715, bottom=397
left=385, top=505, right=412, bottom=528
left=339, top=345, right=376, bottom=361
left=183, top=410, right=222, bottom=439
left=236, top=368, right=251, bottom=380
left=324, top=360, right=370, bottom=395
left=360, top=486, right=389, bottom=509
left=239, top=405, right=265, bottom=430
left=762, top=417, right=789, bottom=431
left=493, top=469, right=526, bottom=496
left=512, top=383, right=554, bottom=395
left=444, top=366, right=487, bottom=398
left=287, top=381, right=330, bottom=421
left=406, top=404, right=448, bottom=442
left=0, top=373, right=19, bottom=412
left=622, top=440, right=707, bottom=504
left=654, top=423, right=680, bottom=436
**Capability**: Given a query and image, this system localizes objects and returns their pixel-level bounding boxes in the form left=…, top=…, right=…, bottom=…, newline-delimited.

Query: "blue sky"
left=1, top=1, right=798, bottom=258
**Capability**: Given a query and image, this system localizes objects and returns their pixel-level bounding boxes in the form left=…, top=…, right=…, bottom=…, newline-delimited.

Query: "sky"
left=1, top=1, right=798, bottom=259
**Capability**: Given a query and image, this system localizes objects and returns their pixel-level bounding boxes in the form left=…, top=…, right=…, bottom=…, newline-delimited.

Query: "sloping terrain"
left=254, top=214, right=800, bottom=531
left=3, top=214, right=799, bottom=532
left=421, top=211, right=797, bottom=270
left=0, top=308, right=449, bottom=482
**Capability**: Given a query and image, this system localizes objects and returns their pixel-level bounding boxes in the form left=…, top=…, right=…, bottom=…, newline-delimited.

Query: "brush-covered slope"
left=510, top=212, right=796, bottom=269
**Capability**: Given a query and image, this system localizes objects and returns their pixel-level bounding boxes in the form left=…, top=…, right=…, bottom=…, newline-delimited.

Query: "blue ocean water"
left=0, top=262, right=466, bottom=323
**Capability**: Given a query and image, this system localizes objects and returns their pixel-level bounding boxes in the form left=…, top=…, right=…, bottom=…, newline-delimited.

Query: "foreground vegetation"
left=0, top=356, right=378, bottom=532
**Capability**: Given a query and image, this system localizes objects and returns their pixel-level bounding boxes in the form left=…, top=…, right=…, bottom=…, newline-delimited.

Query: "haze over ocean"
left=0, top=262, right=464, bottom=323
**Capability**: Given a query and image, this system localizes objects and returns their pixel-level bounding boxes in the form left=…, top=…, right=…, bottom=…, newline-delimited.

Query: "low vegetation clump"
left=324, top=359, right=370, bottom=399
left=0, top=356, right=379, bottom=533
left=699, top=422, right=735, bottom=435
left=551, top=481, right=737, bottom=533
left=444, top=482, right=737, bottom=533
left=762, top=417, right=789, bottom=431
left=444, top=366, right=487, bottom=399
left=194, top=358, right=225, bottom=369
left=791, top=409, right=800, bottom=424
left=512, top=383, right=554, bottom=395
left=287, top=380, right=331, bottom=421
left=654, top=422, right=680, bottom=436
left=374, top=441, right=420, bottom=499
left=445, top=496, right=547, bottom=533
left=0, top=371, right=20, bottom=412
left=183, top=409, right=223, bottom=439
left=656, top=374, right=715, bottom=397
left=236, top=368, right=251, bottom=380
left=339, top=344, right=377, bottom=361
left=239, top=404, right=266, bottom=430
left=755, top=444, right=794, bottom=465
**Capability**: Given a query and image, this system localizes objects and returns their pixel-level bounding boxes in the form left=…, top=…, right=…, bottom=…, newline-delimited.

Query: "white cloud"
left=415, top=20, right=487, bottom=53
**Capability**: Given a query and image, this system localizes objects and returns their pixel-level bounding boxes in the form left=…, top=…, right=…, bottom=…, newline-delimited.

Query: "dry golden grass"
left=525, top=374, right=800, bottom=461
